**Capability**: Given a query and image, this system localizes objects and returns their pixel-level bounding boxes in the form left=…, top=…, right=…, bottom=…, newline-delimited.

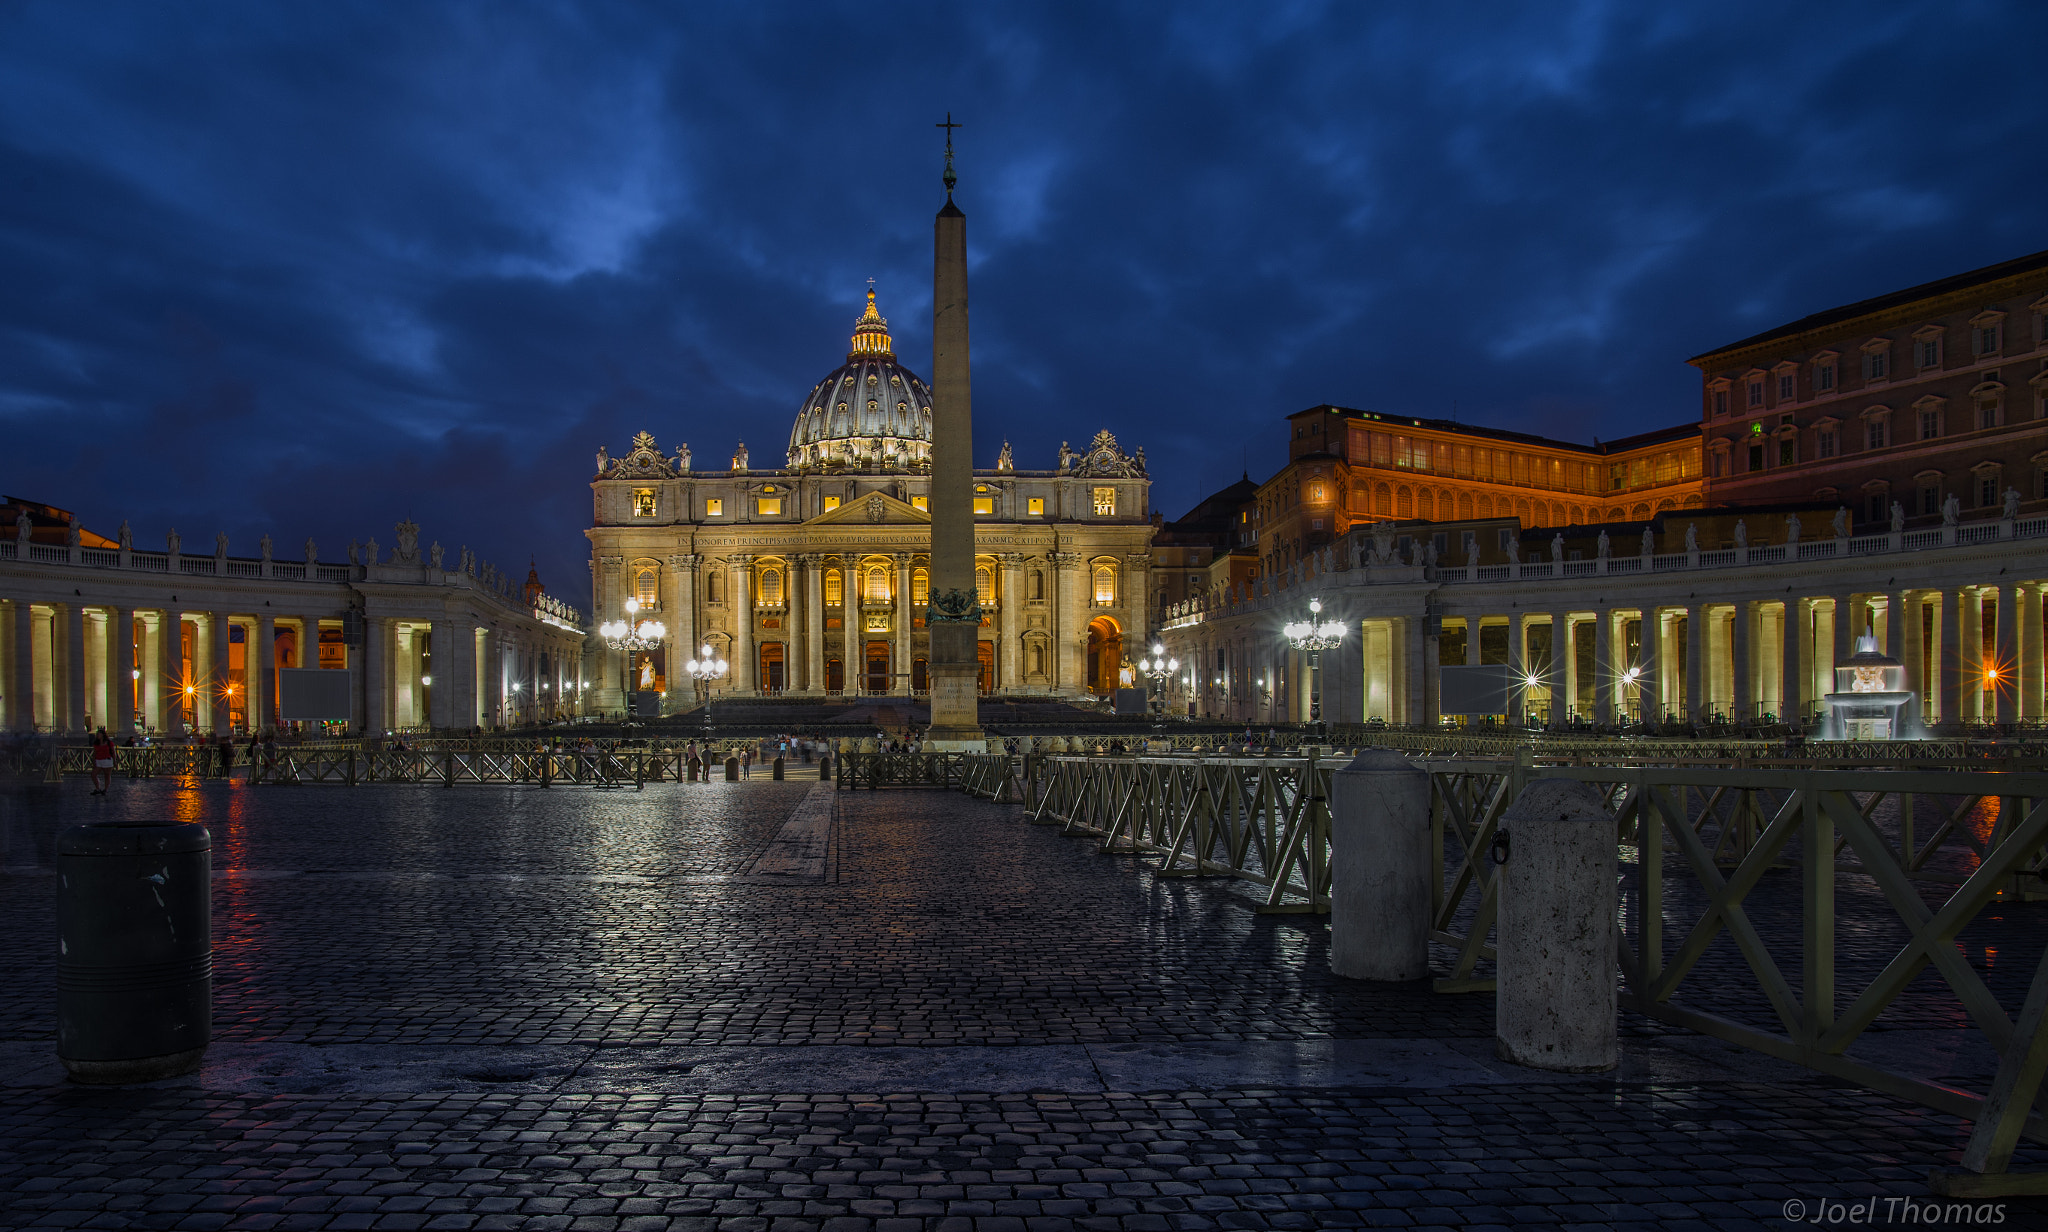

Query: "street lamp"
left=1282, top=595, right=1346, bottom=732
left=1139, top=641, right=1179, bottom=727
left=685, top=643, right=728, bottom=739
left=600, top=597, right=667, bottom=721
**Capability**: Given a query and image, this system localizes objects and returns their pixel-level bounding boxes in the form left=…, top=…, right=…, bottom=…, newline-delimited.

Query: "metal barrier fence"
left=836, top=752, right=972, bottom=790
left=7, top=742, right=830, bottom=785
left=981, top=750, right=2048, bottom=1183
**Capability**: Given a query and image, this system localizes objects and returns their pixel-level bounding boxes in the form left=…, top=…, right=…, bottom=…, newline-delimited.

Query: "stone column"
left=104, top=608, right=133, bottom=735
left=730, top=556, right=754, bottom=694
left=1420, top=615, right=1441, bottom=726
left=1464, top=616, right=1483, bottom=666
left=426, top=622, right=451, bottom=730
left=139, top=612, right=161, bottom=733
left=1730, top=602, right=1750, bottom=721
left=162, top=611, right=186, bottom=736
left=2021, top=585, right=2045, bottom=721
left=595, top=555, right=625, bottom=711
left=1635, top=608, right=1658, bottom=724
left=1507, top=612, right=1527, bottom=723
left=1592, top=608, right=1613, bottom=724
left=1900, top=593, right=1925, bottom=720
left=1833, top=592, right=1858, bottom=682
left=894, top=553, right=913, bottom=695
left=1549, top=612, right=1571, bottom=728
left=998, top=553, right=1026, bottom=693
left=252, top=614, right=274, bottom=732
left=1995, top=584, right=2018, bottom=724
left=1053, top=551, right=1085, bottom=694
left=61, top=604, right=87, bottom=732
left=361, top=616, right=385, bottom=734
left=7, top=601, right=34, bottom=732
left=1936, top=590, right=1961, bottom=726
left=1959, top=588, right=1982, bottom=721
left=83, top=610, right=106, bottom=734
left=1687, top=605, right=1703, bottom=720
left=668, top=554, right=699, bottom=675
left=482, top=628, right=502, bottom=729
left=1781, top=599, right=1803, bottom=731
left=801, top=555, right=825, bottom=694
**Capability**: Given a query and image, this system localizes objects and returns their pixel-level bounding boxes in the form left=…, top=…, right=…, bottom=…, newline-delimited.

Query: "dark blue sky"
left=4, top=2, right=2045, bottom=605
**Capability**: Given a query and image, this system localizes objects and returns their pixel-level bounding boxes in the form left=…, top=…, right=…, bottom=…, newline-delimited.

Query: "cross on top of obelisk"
left=937, top=112, right=961, bottom=195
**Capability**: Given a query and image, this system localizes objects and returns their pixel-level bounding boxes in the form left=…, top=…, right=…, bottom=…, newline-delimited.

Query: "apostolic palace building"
left=583, top=289, right=1154, bottom=715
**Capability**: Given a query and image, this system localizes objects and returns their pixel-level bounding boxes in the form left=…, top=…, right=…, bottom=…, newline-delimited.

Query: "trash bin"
left=56, top=820, right=211, bottom=1083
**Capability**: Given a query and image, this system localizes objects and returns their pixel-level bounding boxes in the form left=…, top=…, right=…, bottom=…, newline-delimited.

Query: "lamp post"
left=599, top=597, right=667, bottom=722
left=685, top=643, right=728, bottom=742
left=1139, top=641, right=1179, bottom=730
left=1282, top=595, right=1346, bottom=735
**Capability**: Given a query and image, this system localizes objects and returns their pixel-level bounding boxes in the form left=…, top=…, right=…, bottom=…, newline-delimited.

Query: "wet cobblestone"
left=1, top=777, right=2044, bottom=1228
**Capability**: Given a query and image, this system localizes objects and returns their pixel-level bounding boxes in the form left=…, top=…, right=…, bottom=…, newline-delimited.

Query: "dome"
left=786, top=287, right=934, bottom=471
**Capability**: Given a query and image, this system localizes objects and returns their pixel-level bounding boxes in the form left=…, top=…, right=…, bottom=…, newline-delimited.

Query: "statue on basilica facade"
left=166, top=528, right=180, bottom=554
left=1057, top=440, right=1074, bottom=472
left=996, top=440, right=1013, bottom=471
left=1941, top=493, right=1960, bottom=526
left=395, top=520, right=419, bottom=563
left=1834, top=507, right=1851, bottom=539
left=1890, top=501, right=1905, bottom=532
left=364, top=537, right=380, bottom=565
left=1684, top=523, right=1698, bottom=553
left=2006, top=487, right=2022, bottom=519
left=15, top=510, right=31, bottom=543
left=305, top=539, right=317, bottom=566
left=1734, top=520, right=1748, bottom=551
left=1784, top=514, right=1800, bottom=545
left=67, top=523, right=80, bottom=549
left=732, top=441, right=749, bottom=471
left=1596, top=529, right=1610, bottom=559
left=595, top=445, right=609, bottom=475
left=1641, top=527, right=1655, bottom=557
left=347, top=539, right=359, bottom=565
left=430, top=541, right=445, bottom=569
left=260, top=533, right=273, bottom=561
left=118, top=520, right=132, bottom=550
left=214, top=532, right=228, bottom=558
left=675, top=442, right=690, bottom=472
left=1550, top=533, right=1564, bottom=563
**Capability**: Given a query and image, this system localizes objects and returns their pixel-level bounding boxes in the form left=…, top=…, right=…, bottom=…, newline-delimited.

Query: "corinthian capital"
left=667, top=553, right=700, bottom=572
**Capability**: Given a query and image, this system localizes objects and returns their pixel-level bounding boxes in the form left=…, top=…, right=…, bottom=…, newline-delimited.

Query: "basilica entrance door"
left=977, top=641, right=994, bottom=694
left=864, top=642, right=889, bottom=694
left=911, top=657, right=928, bottom=693
left=1086, top=616, right=1123, bottom=696
left=825, top=657, right=844, bottom=694
left=758, top=643, right=785, bottom=693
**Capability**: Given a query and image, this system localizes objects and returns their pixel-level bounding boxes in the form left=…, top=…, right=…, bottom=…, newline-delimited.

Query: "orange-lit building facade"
left=1247, top=405, right=1702, bottom=585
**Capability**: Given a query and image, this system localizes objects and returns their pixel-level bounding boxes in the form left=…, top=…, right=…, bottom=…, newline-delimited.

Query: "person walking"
left=88, top=727, right=115, bottom=795
left=740, top=745, right=753, bottom=780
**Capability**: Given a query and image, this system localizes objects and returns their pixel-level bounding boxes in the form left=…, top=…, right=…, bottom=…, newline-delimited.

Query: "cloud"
left=0, top=0, right=2043, bottom=602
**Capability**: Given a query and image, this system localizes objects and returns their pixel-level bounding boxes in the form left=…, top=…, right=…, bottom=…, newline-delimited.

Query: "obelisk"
left=924, top=114, right=984, bottom=748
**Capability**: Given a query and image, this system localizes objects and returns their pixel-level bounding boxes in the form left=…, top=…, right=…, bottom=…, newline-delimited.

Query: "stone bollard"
left=1495, top=777, right=1618, bottom=1072
left=724, top=756, right=739, bottom=782
left=772, top=756, right=785, bottom=781
left=819, top=754, right=832, bottom=781
left=687, top=756, right=701, bottom=782
left=1328, top=749, right=1432, bottom=981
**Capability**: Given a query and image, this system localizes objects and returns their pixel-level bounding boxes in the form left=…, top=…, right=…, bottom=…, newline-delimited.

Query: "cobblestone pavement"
left=2, top=777, right=2045, bottom=1229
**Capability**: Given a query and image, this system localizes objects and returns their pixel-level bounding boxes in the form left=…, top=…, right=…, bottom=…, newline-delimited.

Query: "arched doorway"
left=864, top=641, right=890, bottom=694
left=1086, top=616, right=1123, bottom=696
left=977, top=641, right=994, bottom=694
left=757, top=643, right=784, bottom=693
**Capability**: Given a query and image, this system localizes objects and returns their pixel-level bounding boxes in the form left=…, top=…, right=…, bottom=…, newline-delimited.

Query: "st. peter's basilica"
left=584, top=289, right=1154, bottom=713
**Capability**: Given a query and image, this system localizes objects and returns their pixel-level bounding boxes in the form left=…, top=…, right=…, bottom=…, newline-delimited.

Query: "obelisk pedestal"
left=923, top=128, right=984, bottom=750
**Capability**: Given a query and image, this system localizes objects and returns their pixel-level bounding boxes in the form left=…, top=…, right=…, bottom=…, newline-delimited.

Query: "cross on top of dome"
left=848, top=284, right=893, bottom=360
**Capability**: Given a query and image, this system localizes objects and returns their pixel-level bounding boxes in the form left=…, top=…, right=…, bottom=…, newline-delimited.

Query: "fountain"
left=1821, top=627, right=1915, bottom=740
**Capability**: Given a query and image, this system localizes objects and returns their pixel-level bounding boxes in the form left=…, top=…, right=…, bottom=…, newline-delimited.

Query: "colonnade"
left=1164, top=566, right=2048, bottom=733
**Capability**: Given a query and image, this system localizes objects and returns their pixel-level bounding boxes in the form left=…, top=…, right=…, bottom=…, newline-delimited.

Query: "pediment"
left=804, top=491, right=931, bottom=526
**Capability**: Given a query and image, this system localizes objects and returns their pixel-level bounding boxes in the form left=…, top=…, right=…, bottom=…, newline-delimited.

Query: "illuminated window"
left=823, top=495, right=841, bottom=512
left=976, top=565, right=994, bottom=604
left=825, top=570, right=843, bottom=606
left=865, top=565, right=890, bottom=603
left=1092, top=487, right=1116, bottom=516
left=973, top=496, right=993, bottom=515
left=912, top=569, right=929, bottom=605
left=911, top=495, right=928, bottom=512
left=632, top=489, right=656, bottom=517
left=1027, top=497, right=1044, bottom=516
left=757, top=497, right=782, bottom=515
left=1092, top=564, right=1116, bottom=605
left=705, top=498, right=724, bottom=516
left=634, top=569, right=657, bottom=605
left=758, top=567, right=783, bottom=606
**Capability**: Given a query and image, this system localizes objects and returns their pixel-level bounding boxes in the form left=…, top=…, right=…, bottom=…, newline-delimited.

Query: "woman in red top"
left=89, top=727, right=115, bottom=795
